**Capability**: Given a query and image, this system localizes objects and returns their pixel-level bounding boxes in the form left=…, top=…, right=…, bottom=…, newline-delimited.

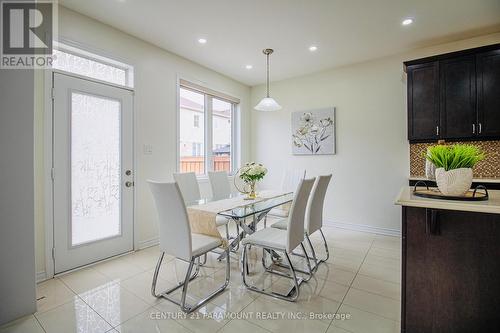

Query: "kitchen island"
left=395, top=187, right=500, bottom=333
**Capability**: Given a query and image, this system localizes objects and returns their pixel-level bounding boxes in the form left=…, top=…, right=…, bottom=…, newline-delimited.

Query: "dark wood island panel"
left=401, top=206, right=500, bottom=333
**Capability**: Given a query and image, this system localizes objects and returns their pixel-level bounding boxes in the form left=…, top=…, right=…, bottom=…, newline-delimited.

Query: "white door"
left=53, top=72, right=134, bottom=273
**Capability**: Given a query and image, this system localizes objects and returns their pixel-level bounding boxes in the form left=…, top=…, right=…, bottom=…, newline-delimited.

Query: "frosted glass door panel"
left=53, top=72, right=133, bottom=274
left=71, top=92, right=121, bottom=246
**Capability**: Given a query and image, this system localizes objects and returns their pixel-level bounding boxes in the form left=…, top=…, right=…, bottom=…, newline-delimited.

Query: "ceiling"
left=60, top=0, right=500, bottom=86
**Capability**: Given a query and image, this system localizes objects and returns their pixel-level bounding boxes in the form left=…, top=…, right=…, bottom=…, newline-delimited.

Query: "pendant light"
left=254, top=48, right=282, bottom=111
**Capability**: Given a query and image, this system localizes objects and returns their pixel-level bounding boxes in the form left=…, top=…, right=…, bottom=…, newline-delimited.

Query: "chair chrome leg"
left=305, top=234, right=319, bottom=272
left=152, top=248, right=230, bottom=314
left=241, top=244, right=249, bottom=284
left=262, top=248, right=270, bottom=270
left=151, top=252, right=165, bottom=298
left=152, top=254, right=200, bottom=298
left=198, top=253, right=207, bottom=266
left=265, top=243, right=313, bottom=281
left=242, top=244, right=301, bottom=302
left=283, top=251, right=300, bottom=301
left=179, top=259, right=195, bottom=311
left=290, top=230, right=330, bottom=269
left=299, top=243, right=313, bottom=281
left=320, top=229, right=330, bottom=262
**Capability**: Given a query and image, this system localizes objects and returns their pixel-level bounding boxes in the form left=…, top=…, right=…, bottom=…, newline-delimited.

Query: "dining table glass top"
left=186, top=192, right=293, bottom=219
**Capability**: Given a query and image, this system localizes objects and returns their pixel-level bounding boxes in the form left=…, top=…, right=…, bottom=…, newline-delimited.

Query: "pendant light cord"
left=266, top=52, right=270, bottom=98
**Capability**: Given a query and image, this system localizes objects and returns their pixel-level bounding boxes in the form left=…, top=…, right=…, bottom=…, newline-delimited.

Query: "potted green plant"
left=425, top=144, right=485, bottom=196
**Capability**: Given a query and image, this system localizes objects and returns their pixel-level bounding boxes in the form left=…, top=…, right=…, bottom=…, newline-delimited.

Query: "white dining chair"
left=148, top=181, right=230, bottom=313
left=172, top=172, right=201, bottom=203
left=173, top=171, right=231, bottom=238
left=208, top=171, right=231, bottom=199
left=208, top=171, right=240, bottom=249
left=241, top=178, right=315, bottom=301
left=271, top=174, right=332, bottom=272
left=264, top=169, right=306, bottom=227
left=281, top=169, right=307, bottom=193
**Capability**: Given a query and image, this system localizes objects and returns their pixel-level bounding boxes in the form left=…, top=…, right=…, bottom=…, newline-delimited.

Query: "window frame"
left=177, top=81, right=240, bottom=177
left=193, top=114, right=200, bottom=128
left=52, top=40, right=135, bottom=88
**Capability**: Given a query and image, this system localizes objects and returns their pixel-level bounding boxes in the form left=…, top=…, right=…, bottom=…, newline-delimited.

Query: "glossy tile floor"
left=0, top=222, right=401, bottom=333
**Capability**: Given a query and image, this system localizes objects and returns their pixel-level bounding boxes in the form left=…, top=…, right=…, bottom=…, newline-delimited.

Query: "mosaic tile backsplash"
left=410, top=140, right=500, bottom=179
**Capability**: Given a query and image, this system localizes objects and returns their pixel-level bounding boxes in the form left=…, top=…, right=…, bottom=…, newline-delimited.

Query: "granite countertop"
left=409, top=176, right=500, bottom=183
left=395, top=186, right=500, bottom=214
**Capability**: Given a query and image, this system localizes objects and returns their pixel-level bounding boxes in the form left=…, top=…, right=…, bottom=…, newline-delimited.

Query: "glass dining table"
left=186, top=191, right=294, bottom=260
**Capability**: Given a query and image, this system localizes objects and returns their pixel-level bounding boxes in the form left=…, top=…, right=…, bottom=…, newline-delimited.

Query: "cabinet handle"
left=425, top=209, right=440, bottom=235
left=479, top=123, right=482, bottom=134
left=436, top=126, right=439, bottom=136
left=472, top=124, right=476, bottom=134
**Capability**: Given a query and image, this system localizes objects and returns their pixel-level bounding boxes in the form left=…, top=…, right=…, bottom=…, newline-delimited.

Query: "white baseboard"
left=138, top=237, right=159, bottom=250
left=36, top=271, right=47, bottom=283
left=324, top=220, right=401, bottom=237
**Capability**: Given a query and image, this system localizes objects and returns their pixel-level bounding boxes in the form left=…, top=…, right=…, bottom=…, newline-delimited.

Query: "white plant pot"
left=425, top=159, right=436, bottom=180
left=435, top=168, right=473, bottom=196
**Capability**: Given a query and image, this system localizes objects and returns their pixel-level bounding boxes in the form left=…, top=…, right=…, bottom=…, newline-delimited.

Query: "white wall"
left=0, top=69, right=36, bottom=324
left=34, top=7, right=251, bottom=276
left=250, top=32, right=500, bottom=234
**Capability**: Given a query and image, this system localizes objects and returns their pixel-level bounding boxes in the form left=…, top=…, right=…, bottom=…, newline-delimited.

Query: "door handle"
left=125, top=181, right=134, bottom=187
left=479, top=123, right=482, bottom=134
left=472, top=124, right=476, bottom=134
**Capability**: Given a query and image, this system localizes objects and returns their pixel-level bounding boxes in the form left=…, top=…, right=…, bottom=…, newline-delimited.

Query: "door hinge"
left=51, top=247, right=55, bottom=260
left=51, top=167, right=55, bottom=180
left=51, top=87, right=55, bottom=100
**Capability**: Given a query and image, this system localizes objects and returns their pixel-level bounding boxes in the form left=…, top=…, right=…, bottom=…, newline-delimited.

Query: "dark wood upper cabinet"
left=404, top=43, right=500, bottom=142
left=477, top=49, right=500, bottom=138
left=407, top=62, right=439, bottom=141
left=439, top=56, right=476, bottom=139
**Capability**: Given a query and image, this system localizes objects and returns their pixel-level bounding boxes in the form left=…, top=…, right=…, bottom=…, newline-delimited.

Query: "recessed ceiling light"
left=402, top=18, right=413, bottom=26
left=245, top=65, right=253, bottom=69
left=309, top=45, right=318, bottom=52
left=198, top=38, right=207, bottom=44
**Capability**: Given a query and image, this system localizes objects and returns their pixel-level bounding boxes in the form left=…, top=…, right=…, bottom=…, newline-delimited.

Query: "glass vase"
left=247, top=181, right=257, bottom=199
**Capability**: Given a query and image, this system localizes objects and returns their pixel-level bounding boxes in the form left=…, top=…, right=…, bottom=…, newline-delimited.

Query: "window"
left=211, top=98, right=232, bottom=172
left=191, top=142, right=203, bottom=156
left=178, top=82, right=239, bottom=175
left=52, top=42, right=134, bottom=88
left=179, top=88, right=205, bottom=174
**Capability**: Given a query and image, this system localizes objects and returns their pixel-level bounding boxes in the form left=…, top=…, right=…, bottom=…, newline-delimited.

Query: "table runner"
left=187, top=190, right=289, bottom=245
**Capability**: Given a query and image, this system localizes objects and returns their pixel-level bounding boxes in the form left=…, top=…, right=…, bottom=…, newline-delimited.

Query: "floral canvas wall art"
left=291, top=108, right=335, bottom=155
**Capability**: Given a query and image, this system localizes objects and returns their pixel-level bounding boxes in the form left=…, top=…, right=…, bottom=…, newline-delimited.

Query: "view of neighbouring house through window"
left=212, top=98, right=232, bottom=172
left=179, top=86, right=235, bottom=175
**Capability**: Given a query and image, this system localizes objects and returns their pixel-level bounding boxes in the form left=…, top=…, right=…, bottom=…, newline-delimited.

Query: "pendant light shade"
left=254, top=97, right=282, bottom=111
left=254, top=48, right=282, bottom=111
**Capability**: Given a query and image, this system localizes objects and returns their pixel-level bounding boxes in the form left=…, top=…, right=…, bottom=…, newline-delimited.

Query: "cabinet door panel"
left=439, top=56, right=477, bottom=139
left=477, top=49, right=500, bottom=137
left=407, top=62, right=439, bottom=141
left=403, top=207, right=500, bottom=333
